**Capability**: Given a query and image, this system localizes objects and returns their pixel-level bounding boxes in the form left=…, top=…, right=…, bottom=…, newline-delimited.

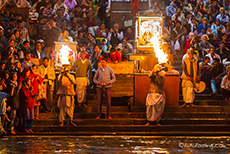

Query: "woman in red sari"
left=20, top=78, right=35, bottom=133
left=29, top=65, right=43, bottom=120
left=183, top=32, right=196, bottom=55
left=18, top=68, right=31, bottom=84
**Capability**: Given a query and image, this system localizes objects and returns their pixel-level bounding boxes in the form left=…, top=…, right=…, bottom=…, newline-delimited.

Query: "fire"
left=150, top=33, right=168, bottom=64
left=58, top=45, right=73, bottom=65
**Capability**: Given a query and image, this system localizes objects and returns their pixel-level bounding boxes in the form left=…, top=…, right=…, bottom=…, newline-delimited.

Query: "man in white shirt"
left=205, top=47, right=221, bottom=65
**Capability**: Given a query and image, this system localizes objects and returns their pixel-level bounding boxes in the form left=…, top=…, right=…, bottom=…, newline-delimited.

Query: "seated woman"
left=95, top=23, right=108, bottom=41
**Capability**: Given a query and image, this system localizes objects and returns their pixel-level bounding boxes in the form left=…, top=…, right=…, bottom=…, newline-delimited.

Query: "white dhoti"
left=75, top=77, right=89, bottom=104
left=57, top=95, right=75, bottom=122
left=182, top=80, right=195, bottom=104
left=146, top=92, right=165, bottom=122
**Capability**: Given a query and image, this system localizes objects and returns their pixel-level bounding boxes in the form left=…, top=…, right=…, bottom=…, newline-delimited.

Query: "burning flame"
left=58, top=45, right=72, bottom=65
left=150, top=33, right=168, bottom=64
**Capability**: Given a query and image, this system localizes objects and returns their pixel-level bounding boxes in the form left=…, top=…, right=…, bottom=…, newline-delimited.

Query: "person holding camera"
left=118, top=37, right=133, bottom=53
left=57, top=66, right=76, bottom=127
left=41, top=18, right=61, bottom=59
left=107, top=23, right=123, bottom=47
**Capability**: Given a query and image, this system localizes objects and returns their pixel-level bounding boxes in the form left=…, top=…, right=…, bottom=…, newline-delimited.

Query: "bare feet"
left=10, top=130, right=16, bottom=134
left=145, top=122, right=149, bottom=126
left=25, top=129, right=30, bottom=133
left=83, top=103, right=87, bottom=107
left=181, top=102, right=187, bottom=108
left=71, top=120, right=77, bottom=127
left=34, top=117, right=39, bottom=120
left=59, top=122, right=64, bottom=127
left=28, top=129, right=33, bottom=133
left=95, top=117, right=100, bottom=120
left=157, top=123, right=162, bottom=126
left=108, top=117, right=112, bottom=120
left=189, top=104, right=196, bottom=108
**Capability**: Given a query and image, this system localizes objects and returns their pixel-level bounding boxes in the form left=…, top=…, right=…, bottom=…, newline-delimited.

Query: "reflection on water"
left=0, top=136, right=229, bottom=153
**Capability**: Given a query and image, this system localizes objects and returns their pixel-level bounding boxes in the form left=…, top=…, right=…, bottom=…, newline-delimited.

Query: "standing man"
left=93, top=59, right=116, bottom=119
left=181, top=50, right=199, bottom=108
left=38, top=57, right=55, bottom=102
left=145, top=64, right=165, bottom=126
left=71, top=51, right=92, bottom=107
left=57, top=66, right=76, bottom=127
left=41, top=18, right=61, bottom=59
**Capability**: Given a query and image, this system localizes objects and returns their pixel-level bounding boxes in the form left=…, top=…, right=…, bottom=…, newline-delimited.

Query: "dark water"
left=0, top=136, right=230, bottom=153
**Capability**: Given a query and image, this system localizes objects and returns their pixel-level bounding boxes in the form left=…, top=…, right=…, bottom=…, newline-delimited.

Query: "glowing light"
left=58, top=45, right=73, bottom=65
left=149, top=33, right=168, bottom=64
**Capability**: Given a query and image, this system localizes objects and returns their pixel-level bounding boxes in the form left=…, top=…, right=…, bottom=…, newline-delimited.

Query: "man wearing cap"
left=71, top=51, right=92, bottom=107
left=181, top=50, right=199, bottom=108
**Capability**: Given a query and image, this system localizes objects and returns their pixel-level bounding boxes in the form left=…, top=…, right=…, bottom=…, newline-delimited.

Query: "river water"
left=0, top=136, right=229, bottom=153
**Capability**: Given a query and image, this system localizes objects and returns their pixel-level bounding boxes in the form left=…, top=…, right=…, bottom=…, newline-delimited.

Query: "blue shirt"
left=198, top=24, right=210, bottom=34
left=93, top=67, right=116, bottom=88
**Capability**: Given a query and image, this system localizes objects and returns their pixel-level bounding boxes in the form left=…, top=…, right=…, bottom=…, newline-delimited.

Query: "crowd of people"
left=164, top=0, right=230, bottom=105
left=0, top=0, right=130, bottom=134
left=1, top=0, right=230, bottom=133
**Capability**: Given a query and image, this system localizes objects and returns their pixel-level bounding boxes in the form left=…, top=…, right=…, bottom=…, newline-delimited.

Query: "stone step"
left=50, top=106, right=230, bottom=113
left=86, top=99, right=228, bottom=107
left=179, top=100, right=229, bottom=106
left=39, top=112, right=229, bottom=119
left=8, top=131, right=230, bottom=136
left=32, top=118, right=230, bottom=126
left=179, top=94, right=223, bottom=100
left=132, top=106, right=230, bottom=112
left=31, top=124, right=230, bottom=133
